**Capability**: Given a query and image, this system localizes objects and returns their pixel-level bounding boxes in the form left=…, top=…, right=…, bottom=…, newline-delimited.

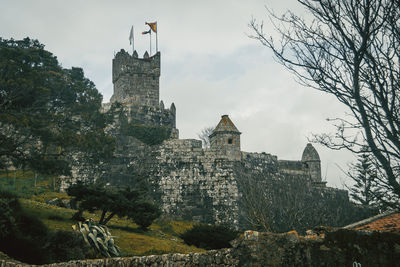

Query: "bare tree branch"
left=250, top=0, right=400, bottom=206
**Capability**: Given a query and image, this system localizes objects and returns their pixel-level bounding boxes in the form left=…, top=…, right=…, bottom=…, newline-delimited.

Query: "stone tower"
left=209, top=115, right=241, bottom=160
left=106, top=49, right=177, bottom=132
left=301, top=143, right=323, bottom=184
left=111, top=49, right=160, bottom=107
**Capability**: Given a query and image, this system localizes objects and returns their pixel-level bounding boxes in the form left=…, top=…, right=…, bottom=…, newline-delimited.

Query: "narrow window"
left=228, top=138, right=233, bottom=144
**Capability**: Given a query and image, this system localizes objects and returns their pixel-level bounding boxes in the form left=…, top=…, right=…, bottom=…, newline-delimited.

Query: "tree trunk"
left=102, top=212, right=116, bottom=225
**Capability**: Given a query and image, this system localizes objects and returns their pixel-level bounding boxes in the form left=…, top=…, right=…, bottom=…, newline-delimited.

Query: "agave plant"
left=72, top=219, right=120, bottom=257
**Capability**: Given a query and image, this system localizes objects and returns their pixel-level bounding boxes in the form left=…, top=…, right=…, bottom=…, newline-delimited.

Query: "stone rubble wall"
left=2, top=229, right=399, bottom=266
left=0, top=249, right=237, bottom=267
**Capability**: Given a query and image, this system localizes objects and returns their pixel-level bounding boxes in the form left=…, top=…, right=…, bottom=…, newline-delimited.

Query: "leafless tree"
left=197, top=126, right=215, bottom=148
left=250, top=0, right=400, bottom=208
left=235, top=165, right=274, bottom=231
left=235, top=163, right=317, bottom=233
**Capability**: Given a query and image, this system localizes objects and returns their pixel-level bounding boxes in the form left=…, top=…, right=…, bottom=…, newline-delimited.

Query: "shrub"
left=16, top=212, right=48, bottom=238
left=45, top=230, right=92, bottom=263
left=131, top=199, right=161, bottom=230
left=0, top=189, right=21, bottom=211
left=181, top=224, right=238, bottom=250
left=121, top=122, right=171, bottom=146
left=0, top=199, right=17, bottom=238
left=0, top=188, right=90, bottom=264
left=67, top=181, right=161, bottom=228
left=0, top=212, right=49, bottom=264
left=0, top=190, right=23, bottom=239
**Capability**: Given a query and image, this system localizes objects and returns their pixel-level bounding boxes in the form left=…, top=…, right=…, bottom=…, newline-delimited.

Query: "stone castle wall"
left=151, top=139, right=241, bottom=226
left=65, top=131, right=374, bottom=231
left=234, top=151, right=370, bottom=232
left=140, top=139, right=372, bottom=231
left=64, top=47, right=376, bottom=232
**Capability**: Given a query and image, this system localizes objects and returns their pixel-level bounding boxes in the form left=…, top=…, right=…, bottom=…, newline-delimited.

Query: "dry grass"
left=19, top=198, right=204, bottom=256
left=1, top=171, right=204, bottom=257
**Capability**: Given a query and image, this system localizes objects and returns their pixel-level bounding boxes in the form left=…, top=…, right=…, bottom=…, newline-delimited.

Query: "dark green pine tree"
left=67, top=181, right=160, bottom=230
left=347, top=152, right=378, bottom=207
left=0, top=37, right=115, bottom=175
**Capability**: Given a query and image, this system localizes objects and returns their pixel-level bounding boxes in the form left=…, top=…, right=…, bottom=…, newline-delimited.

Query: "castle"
left=72, top=49, right=373, bottom=232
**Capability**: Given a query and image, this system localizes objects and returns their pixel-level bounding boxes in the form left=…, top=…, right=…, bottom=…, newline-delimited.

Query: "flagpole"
left=132, top=26, right=134, bottom=55
left=156, top=31, right=158, bottom=52
left=150, top=31, right=152, bottom=55
left=129, top=25, right=134, bottom=56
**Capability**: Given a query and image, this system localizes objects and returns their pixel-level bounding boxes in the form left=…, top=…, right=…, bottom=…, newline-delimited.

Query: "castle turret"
left=111, top=49, right=160, bottom=106
left=301, top=143, right=323, bottom=184
left=210, top=115, right=241, bottom=160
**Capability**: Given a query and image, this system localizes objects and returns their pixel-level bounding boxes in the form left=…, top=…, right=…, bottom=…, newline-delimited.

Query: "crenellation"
left=170, top=102, right=176, bottom=113
left=278, top=160, right=309, bottom=176
left=111, top=50, right=161, bottom=106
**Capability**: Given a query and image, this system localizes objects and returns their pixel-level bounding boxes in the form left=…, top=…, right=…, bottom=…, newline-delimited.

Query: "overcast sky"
left=1, top=0, right=357, bottom=188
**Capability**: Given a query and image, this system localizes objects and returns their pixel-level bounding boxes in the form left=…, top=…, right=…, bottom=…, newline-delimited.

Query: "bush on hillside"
left=0, top=189, right=21, bottom=211
left=0, top=199, right=17, bottom=238
left=119, top=117, right=171, bottom=146
left=0, top=191, right=50, bottom=263
left=130, top=199, right=161, bottom=230
left=44, top=230, right=93, bottom=263
left=181, top=224, right=238, bottom=250
left=67, top=181, right=161, bottom=230
left=0, top=188, right=92, bottom=264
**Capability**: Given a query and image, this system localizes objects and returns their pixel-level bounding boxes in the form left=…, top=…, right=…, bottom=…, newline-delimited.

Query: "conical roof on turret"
left=210, top=115, right=240, bottom=137
left=302, top=143, right=320, bottom=161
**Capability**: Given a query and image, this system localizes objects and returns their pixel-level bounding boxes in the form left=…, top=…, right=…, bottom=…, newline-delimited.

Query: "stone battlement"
left=111, top=49, right=160, bottom=106
left=105, top=49, right=176, bottom=130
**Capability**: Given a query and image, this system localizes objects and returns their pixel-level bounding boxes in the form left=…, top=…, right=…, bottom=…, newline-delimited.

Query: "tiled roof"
left=212, top=115, right=240, bottom=134
left=355, top=213, right=400, bottom=232
left=344, top=212, right=400, bottom=232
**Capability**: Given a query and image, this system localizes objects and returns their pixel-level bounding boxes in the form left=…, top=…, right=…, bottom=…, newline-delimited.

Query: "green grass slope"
left=0, top=171, right=204, bottom=257
left=19, top=198, right=204, bottom=257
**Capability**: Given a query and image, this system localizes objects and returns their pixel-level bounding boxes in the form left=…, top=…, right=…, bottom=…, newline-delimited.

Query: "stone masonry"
left=3, top=229, right=399, bottom=266
left=111, top=50, right=160, bottom=106
left=67, top=49, right=376, bottom=231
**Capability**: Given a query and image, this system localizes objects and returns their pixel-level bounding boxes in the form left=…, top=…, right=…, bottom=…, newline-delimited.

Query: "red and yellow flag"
left=146, top=22, right=157, bottom=33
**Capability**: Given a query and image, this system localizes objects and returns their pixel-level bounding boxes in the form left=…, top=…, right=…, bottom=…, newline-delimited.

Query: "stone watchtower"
left=111, top=50, right=160, bottom=106
left=302, top=143, right=325, bottom=185
left=107, top=49, right=177, bottom=132
left=209, top=115, right=241, bottom=160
